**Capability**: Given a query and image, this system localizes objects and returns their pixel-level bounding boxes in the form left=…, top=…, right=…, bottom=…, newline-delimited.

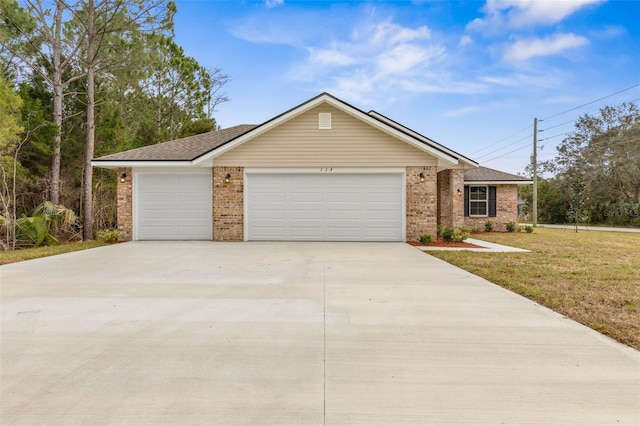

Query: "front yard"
left=429, top=228, right=640, bottom=350
left=0, top=241, right=106, bottom=265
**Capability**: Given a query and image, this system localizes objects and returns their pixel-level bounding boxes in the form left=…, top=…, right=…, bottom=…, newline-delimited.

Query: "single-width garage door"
left=247, top=173, right=403, bottom=241
left=136, top=173, right=212, bottom=240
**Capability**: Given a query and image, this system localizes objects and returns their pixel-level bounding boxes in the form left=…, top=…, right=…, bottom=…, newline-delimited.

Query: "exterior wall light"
left=119, top=173, right=127, bottom=183
left=457, top=188, right=462, bottom=196
left=225, top=173, right=231, bottom=183
left=419, top=172, right=425, bottom=183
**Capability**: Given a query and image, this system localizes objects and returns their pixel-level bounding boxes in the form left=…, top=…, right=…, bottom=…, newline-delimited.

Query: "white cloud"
left=468, top=0, right=604, bottom=33
left=503, top=33, right=589, bottom=62
left=265, top=0, right=284, bottom=9
left=285, top=17, right=457, bottom=102
left=369, top=21, right=431, bottom=45
left=459, top=35, right=473, bottom=47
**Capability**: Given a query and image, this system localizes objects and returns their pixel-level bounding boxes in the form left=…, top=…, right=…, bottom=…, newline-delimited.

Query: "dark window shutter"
left=464, top=186, right=469, bottom=217
left=489, top=186, right=497, bottom=217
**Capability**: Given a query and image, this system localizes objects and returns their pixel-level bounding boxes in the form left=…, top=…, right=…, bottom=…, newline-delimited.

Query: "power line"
left=469, top=124, right=532, bottom=155
left=474, top=133, right=533, bottom=160
left=539, top=131, right=570, bottom=142
left=541, top=83, right=640, bottom=121
left=482, top=141, right=532, bottom=163
left=539, top=118, right=575, bottom=132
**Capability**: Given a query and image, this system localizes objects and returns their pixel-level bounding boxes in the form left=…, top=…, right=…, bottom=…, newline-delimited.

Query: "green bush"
left=419, top=234, right=432, bottom=245
left=442, top=227, right=455, bottom=242
left=97, top=229, right=119, bottom=244
left=484, top=220, right=493, bottom=232
left=453, top=228, right=470, bottom=242
left=506, top=221, right=517, bottom=232
left=469, top=226, right=483, bottom=234
left=437, top=224, right=443, bottom=237
left=524, top=225, right=534, bottom=233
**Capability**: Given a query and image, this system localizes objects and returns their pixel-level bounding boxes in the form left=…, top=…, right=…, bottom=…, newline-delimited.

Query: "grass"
left=0, top=240, right=107, bottom=265
left=428, top=227, right=640, bottom=350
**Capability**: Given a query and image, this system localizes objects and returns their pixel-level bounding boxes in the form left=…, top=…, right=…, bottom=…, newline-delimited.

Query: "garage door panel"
left=289, top=227, right=324, bottom=237
left=327, top=227, right=361, bottom=238
left=137, top=173, right=211, bottom=240
left=328, top=210, right=360, bottom=219
left=252, top=226, right=286, bottom=237
left=247, top=173, right=403, bottom=241
left=290, top=192, right=323, bottom=202
left=290, top=209, right=323, bottom=219
left=252, top=209, right=285, bottom=219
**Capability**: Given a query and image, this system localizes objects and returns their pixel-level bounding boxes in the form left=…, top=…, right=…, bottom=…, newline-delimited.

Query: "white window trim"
left=469, top=185, right=488, bottom=217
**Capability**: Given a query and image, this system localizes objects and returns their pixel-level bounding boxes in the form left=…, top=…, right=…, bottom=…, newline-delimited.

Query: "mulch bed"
left=408, top=237, right=486, bottom=249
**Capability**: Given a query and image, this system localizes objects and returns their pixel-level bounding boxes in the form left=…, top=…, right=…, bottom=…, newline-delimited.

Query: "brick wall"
left=212, top=167, right=244, bottom=241
left=406, top=166, right=437, bottom=241
left=464, top=184, right=519, bottom=231
left=116, top=167, right=133, bottom=241
left=437, top=169, right=465, bottom=228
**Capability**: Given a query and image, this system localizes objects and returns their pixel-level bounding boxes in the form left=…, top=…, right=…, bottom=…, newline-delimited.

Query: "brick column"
left=116, top=167, right=132, bottom=241
left=212, top=167, right=244, bottom=241
left=406, top=166, right=437, bottom=241
left=438, top=169, right=465, bottom=228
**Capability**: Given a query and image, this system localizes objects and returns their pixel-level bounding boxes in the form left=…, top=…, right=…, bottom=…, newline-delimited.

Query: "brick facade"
left=212, top=167, right=244, bottom=241
left=406, top=166, right=437, bottom=240
left=463, top=184, right=518, bottom=231
left=437, top=169, right=465, bottom=229
left=116, top=167, right=133, bottom=241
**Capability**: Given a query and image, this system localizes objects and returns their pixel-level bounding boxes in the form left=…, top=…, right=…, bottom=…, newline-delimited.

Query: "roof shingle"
left=464, top=166, right=531, bottom=182
left=93, top=124, right=257, bottom=162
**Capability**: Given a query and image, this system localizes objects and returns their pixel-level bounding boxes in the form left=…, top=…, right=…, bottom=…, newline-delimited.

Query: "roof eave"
left=91, top=160, right=195, bottom=169
left=465, top=180, right=534, bottom=185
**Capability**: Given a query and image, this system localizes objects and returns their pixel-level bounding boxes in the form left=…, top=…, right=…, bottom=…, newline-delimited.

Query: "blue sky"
left=173, top=0, right=640, bottom=175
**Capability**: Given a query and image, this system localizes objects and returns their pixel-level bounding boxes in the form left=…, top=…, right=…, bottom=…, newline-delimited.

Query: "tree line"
left=0, top=0, right=229, bottom=249
left=520, top=102, right=640, bottom=227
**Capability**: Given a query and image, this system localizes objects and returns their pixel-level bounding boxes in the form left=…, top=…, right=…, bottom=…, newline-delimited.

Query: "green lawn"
left=429, top=228, right=640, bottom=350
left=0, top=241, right=107, bottom=265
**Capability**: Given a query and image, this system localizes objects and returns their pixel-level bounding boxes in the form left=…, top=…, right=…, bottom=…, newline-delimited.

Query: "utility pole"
left=532, top=117, right=538, bottom=227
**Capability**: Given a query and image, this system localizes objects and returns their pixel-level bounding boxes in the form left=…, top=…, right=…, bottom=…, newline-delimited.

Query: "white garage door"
left=136, top=173, right=212, bottom=240
left=247, top=173, right=404, bottom=241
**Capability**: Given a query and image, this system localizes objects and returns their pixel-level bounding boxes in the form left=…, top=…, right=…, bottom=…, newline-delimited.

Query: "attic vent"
left=318, top=112, right=331, bottom=130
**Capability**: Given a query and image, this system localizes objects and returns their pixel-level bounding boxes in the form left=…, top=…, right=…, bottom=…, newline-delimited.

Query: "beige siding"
left=214, top=105, right=437, bottom=167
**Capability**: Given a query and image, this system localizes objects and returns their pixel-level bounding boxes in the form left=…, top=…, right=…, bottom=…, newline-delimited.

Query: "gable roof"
left=92, top=92, right=477, bottom=169
left=465, top=166, right=533, bottom=184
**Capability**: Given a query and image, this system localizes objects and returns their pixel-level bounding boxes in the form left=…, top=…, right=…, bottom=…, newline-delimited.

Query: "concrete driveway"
left=1, top=242, right=639, bottom=425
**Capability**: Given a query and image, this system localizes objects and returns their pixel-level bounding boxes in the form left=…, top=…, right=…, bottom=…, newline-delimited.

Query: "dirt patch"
left=408, top=238, right=485, bottom=249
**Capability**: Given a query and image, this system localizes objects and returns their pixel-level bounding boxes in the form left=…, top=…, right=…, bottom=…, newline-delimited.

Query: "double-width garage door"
left=136, top=173, right=212, bottom=240
left=247, top=173, right=404, bottom=241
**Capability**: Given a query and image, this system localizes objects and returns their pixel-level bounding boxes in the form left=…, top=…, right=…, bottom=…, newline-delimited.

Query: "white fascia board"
left=193, top=93, right=460, bottom=167
left=91, top=161, right=194, bottom=169
left=465, top=180, right=534, bottom=185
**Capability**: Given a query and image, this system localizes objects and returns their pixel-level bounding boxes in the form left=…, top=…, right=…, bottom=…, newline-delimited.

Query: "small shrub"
left=506, top=221, right=517, bottom=232
left=469, top=226, right=483, bottom=234
left=524, top=225, right=534, bottom=233
left=442, top=227, right=456, bottom=242
left=484, top=220, right=493, bottom=232
left=453, top=228, right=470, bottom=242
left=419, top=234, right=432, bottom=245
left=437, top=224, right=443, bottom=237
left=97, top=229, right=119, bottom=244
